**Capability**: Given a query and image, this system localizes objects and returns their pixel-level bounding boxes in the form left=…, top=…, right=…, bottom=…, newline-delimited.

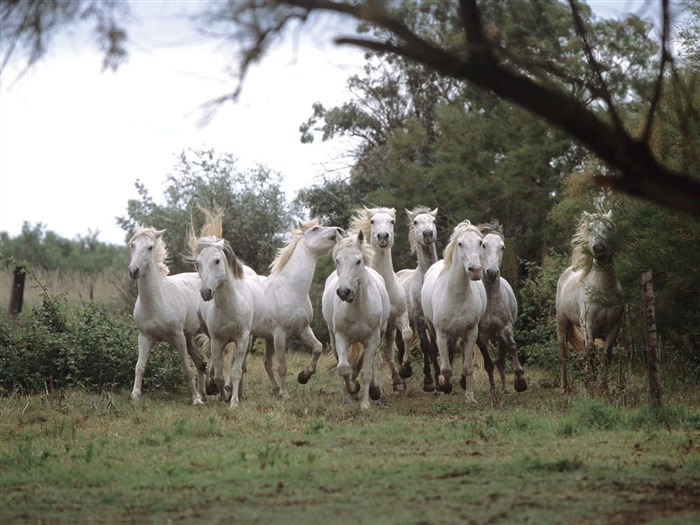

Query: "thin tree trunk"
left=9, top=266, right=25, bottom=317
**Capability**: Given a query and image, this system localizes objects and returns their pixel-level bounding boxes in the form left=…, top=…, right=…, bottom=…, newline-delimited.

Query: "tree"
left=4, top=0, right=698, bottom=213
left=116, top=149, right=291, bottom=275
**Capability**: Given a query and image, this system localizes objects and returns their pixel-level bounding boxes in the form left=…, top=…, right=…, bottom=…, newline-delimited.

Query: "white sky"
left=0, top=1, right=365, bottom=245
left=0, top=1, right=662, bottom=246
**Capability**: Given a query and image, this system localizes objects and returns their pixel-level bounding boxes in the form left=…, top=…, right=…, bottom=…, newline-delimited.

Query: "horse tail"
left=567, top=324, right=585, bottom=353
left=196, top=333, right=212, bottom=361
left=347, top=342, right=364, bottom=369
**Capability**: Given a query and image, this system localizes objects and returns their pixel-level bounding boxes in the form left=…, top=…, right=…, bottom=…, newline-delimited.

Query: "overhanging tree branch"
left=281, top=0, right=700, bottom=215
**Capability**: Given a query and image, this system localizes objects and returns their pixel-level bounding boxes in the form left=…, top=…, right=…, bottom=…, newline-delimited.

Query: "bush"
left=0, top=295, right=185, bottom=395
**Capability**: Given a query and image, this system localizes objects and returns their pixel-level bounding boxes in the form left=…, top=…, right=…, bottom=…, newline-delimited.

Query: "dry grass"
left=0, top=268, right=123, bottom=311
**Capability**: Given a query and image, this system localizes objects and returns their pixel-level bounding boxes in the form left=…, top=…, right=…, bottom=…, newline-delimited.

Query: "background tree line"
left=1, top=0, right=698, bottom=394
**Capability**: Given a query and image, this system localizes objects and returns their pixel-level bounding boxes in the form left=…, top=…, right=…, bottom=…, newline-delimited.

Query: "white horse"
left=258, top=219, right=345, bottom=399
left=421, top=220, right=487, bottom=404
left=476, top=221, right=527, bottom=393
left=396, top=206, right=440, bottom=392
left=556, top=210, right=624, bottom=393
left=128, top=227, right=206, bottom=405
left=351, top=207, right=413, bottom=391
left=194, top=235, right=266, bottom=409
left=323, top=231, right=390, bottom=409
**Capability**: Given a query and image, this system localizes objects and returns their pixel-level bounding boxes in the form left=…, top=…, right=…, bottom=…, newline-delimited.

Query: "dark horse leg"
left=415, top=317, right=438, bottom=392
left=476, top=333, right=497, bottom=391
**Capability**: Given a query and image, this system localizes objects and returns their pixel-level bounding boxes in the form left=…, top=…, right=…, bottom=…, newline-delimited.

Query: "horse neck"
left=136, top=264, right=168, bottom=304
left=446, top=257, right=472, bottom=292
left=588, top=258, right=618, bottom=288
left=212, top=272, right=241, bottom=311
left=275, top=241, right=318, bottom=293
left=371, top=245, right=395, bottom=276
left=417, top=243, right=438, bottom=275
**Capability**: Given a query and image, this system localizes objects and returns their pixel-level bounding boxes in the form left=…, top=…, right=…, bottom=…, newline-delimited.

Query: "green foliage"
left=117, top=148, right=291, bottom=276
left=0, top=294, right=185, bottom=396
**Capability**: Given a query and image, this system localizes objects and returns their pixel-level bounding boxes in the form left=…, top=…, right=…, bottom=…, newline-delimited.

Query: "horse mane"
left=129, top=226, right=170, bottom=276
left=441, top=220, right=482, bottom=275
left=194, top=236, right=244, bottom=279
left=406, top=205, right=436, bottom=254
left=350, top=206, right=396, bottom=241
left=187, top=207, right=224, bottom=256
left=570, top=212, right=594, bottom=275
left=477, top=219, right=504, bottom=239
left=269, top=218, right=320, bottom=274
left=332, top=232, right=374, bottom=265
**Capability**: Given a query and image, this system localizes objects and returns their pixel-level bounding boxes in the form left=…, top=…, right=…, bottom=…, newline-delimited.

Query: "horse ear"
left=605, top=209, right=613, bottom=220
left=155, top=229, right=166, bottom=238
left=405, top=209, right=414, bottom=220
left=214, top=239, right=225, bottom=248
left=357, top=230, right=365, bottom=243
left=431, top=208, right=438, bottom=217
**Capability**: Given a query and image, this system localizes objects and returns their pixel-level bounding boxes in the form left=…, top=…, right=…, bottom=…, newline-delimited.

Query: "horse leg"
left=459, top=331, right=478, bottom=405
left=383, top=328, right=404, bottom=391
left=273, top=328, right=291, bottom=400
left=336, top=338, right=360, bottom=405
left=185, top=333, right=207, bottom=401
left=369, top=351, right=383, bottom=402
left=428, top=323, right=440, bottom=391
left=297, top=325, right=323, bottom=384
left=360, top=334, right=381, bottom=410
left=227, top=333, right=251, bottom=409
left=174, top=333, right=205, bottom=406
left=415, top=317, right=435, bottom=392
left=436, top=332, right=453, bottom=394
left=209, top=338, right=227, bottom=403
left=503, top=328, right=527, bottom=393
left=556, top=319, right=570, bottom=394
left=132, top=333, right=156, bottom=400
left=263, top=337, right=281, bottom=396
left=398, top=314, right=413, bottom=380
left=477, top=333, right=497, bottom=391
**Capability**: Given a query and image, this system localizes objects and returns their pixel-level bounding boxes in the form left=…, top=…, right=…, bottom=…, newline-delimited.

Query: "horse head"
left=196, top=237, right=243, bottom=301
left=445, top=221, right=483, bottom=281
left=128, top=228, right=168, bottom=279
left=333, top=231, right=371, bottom=303
left=586, top=210, right=616, bottom=261
left=406, top=207, right=438, bottom=252
left=480, top=228, right=505, bottom=284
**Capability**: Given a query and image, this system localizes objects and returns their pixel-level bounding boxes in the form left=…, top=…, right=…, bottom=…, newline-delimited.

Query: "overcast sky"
left=0, top=1, right=662, bottom=246
left=0, top=1, right=365, bottom=245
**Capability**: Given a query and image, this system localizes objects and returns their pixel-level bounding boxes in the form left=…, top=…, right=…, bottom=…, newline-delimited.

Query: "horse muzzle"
left=486, top=268, right=499, bottom=283
left=468, top=266, right=482, bottom=281
left=128, top=266, right=140, bottom=280
left=200, top=288, right=214, bottom=301
left=336, top=287, right=355, bottom=303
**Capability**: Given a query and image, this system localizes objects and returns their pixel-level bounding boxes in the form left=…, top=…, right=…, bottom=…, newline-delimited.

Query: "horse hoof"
left=298, top=370, right=312, bottom=384
left=514, top=377, right=528, bottom=393
left=423, top=382, right=436, bottom=393
left=459, top=374, right=467, bottom=391
left=370, top=384, right=381, bottom=401
left=399, top=363, right=413, bottom=379
left=348, top=380, right=360, bottom=395
left=205, top=383, right=218, bottom=396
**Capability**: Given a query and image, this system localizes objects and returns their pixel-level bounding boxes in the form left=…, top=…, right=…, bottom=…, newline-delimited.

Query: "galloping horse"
left=128, top=227, right=206, bottom=405
left=421, top=220, right=487, bottom=404
left=322, top=231, right=390, bottom=409
left=396, top=206, right=440, bottom=392
left=194, top=233, right=266, bottom=409
left=351, top=207, right=413, bottom=391
left=259, top=219, right=344, bottom=399
left=476, top=221, right=527, bottom=393
left=556, top=210, right=624, bottom=393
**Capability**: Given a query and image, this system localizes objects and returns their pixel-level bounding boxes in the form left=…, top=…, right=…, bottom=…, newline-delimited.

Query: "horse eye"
left=312, top=226, right=319, bottom=232
left=148, top=246, right=153, bottom=251
left=458, top=242, right=462, bottom=247
left=391, top=220, right=395, bottom=225
left=215, top=259, right=220, bottom=265
left=414, top=220, right=418, bottom=225
left=356, top=260, right=361, bottom=265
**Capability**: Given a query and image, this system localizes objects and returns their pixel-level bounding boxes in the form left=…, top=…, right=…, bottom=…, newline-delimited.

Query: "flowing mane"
left=441, top=220, right=482, bottom=275
left=477, top=220, right=504, bottom=240
left=194, top=236, right=244, bottom=279
left=350, top=206, right=396, bottom=241
left=269, top=218, right=320, bottom=274
left=332, top=233, right=374, bottom=265
left=407, top=205, right=435, bottom=254
left=129, top=226, right=170, bottom=276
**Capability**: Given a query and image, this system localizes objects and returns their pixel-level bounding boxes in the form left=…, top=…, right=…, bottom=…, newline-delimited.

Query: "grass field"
left=1, top=350, right=699, bottom=524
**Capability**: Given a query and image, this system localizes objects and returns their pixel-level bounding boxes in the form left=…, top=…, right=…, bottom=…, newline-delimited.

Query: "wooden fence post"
left=9, top=265, right=26, bottom=317
left=641, top=269, right=663, bottom=406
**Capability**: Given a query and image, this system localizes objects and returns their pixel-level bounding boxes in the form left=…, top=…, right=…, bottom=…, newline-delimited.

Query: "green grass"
left=1, top=352, right=699, bottom=524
